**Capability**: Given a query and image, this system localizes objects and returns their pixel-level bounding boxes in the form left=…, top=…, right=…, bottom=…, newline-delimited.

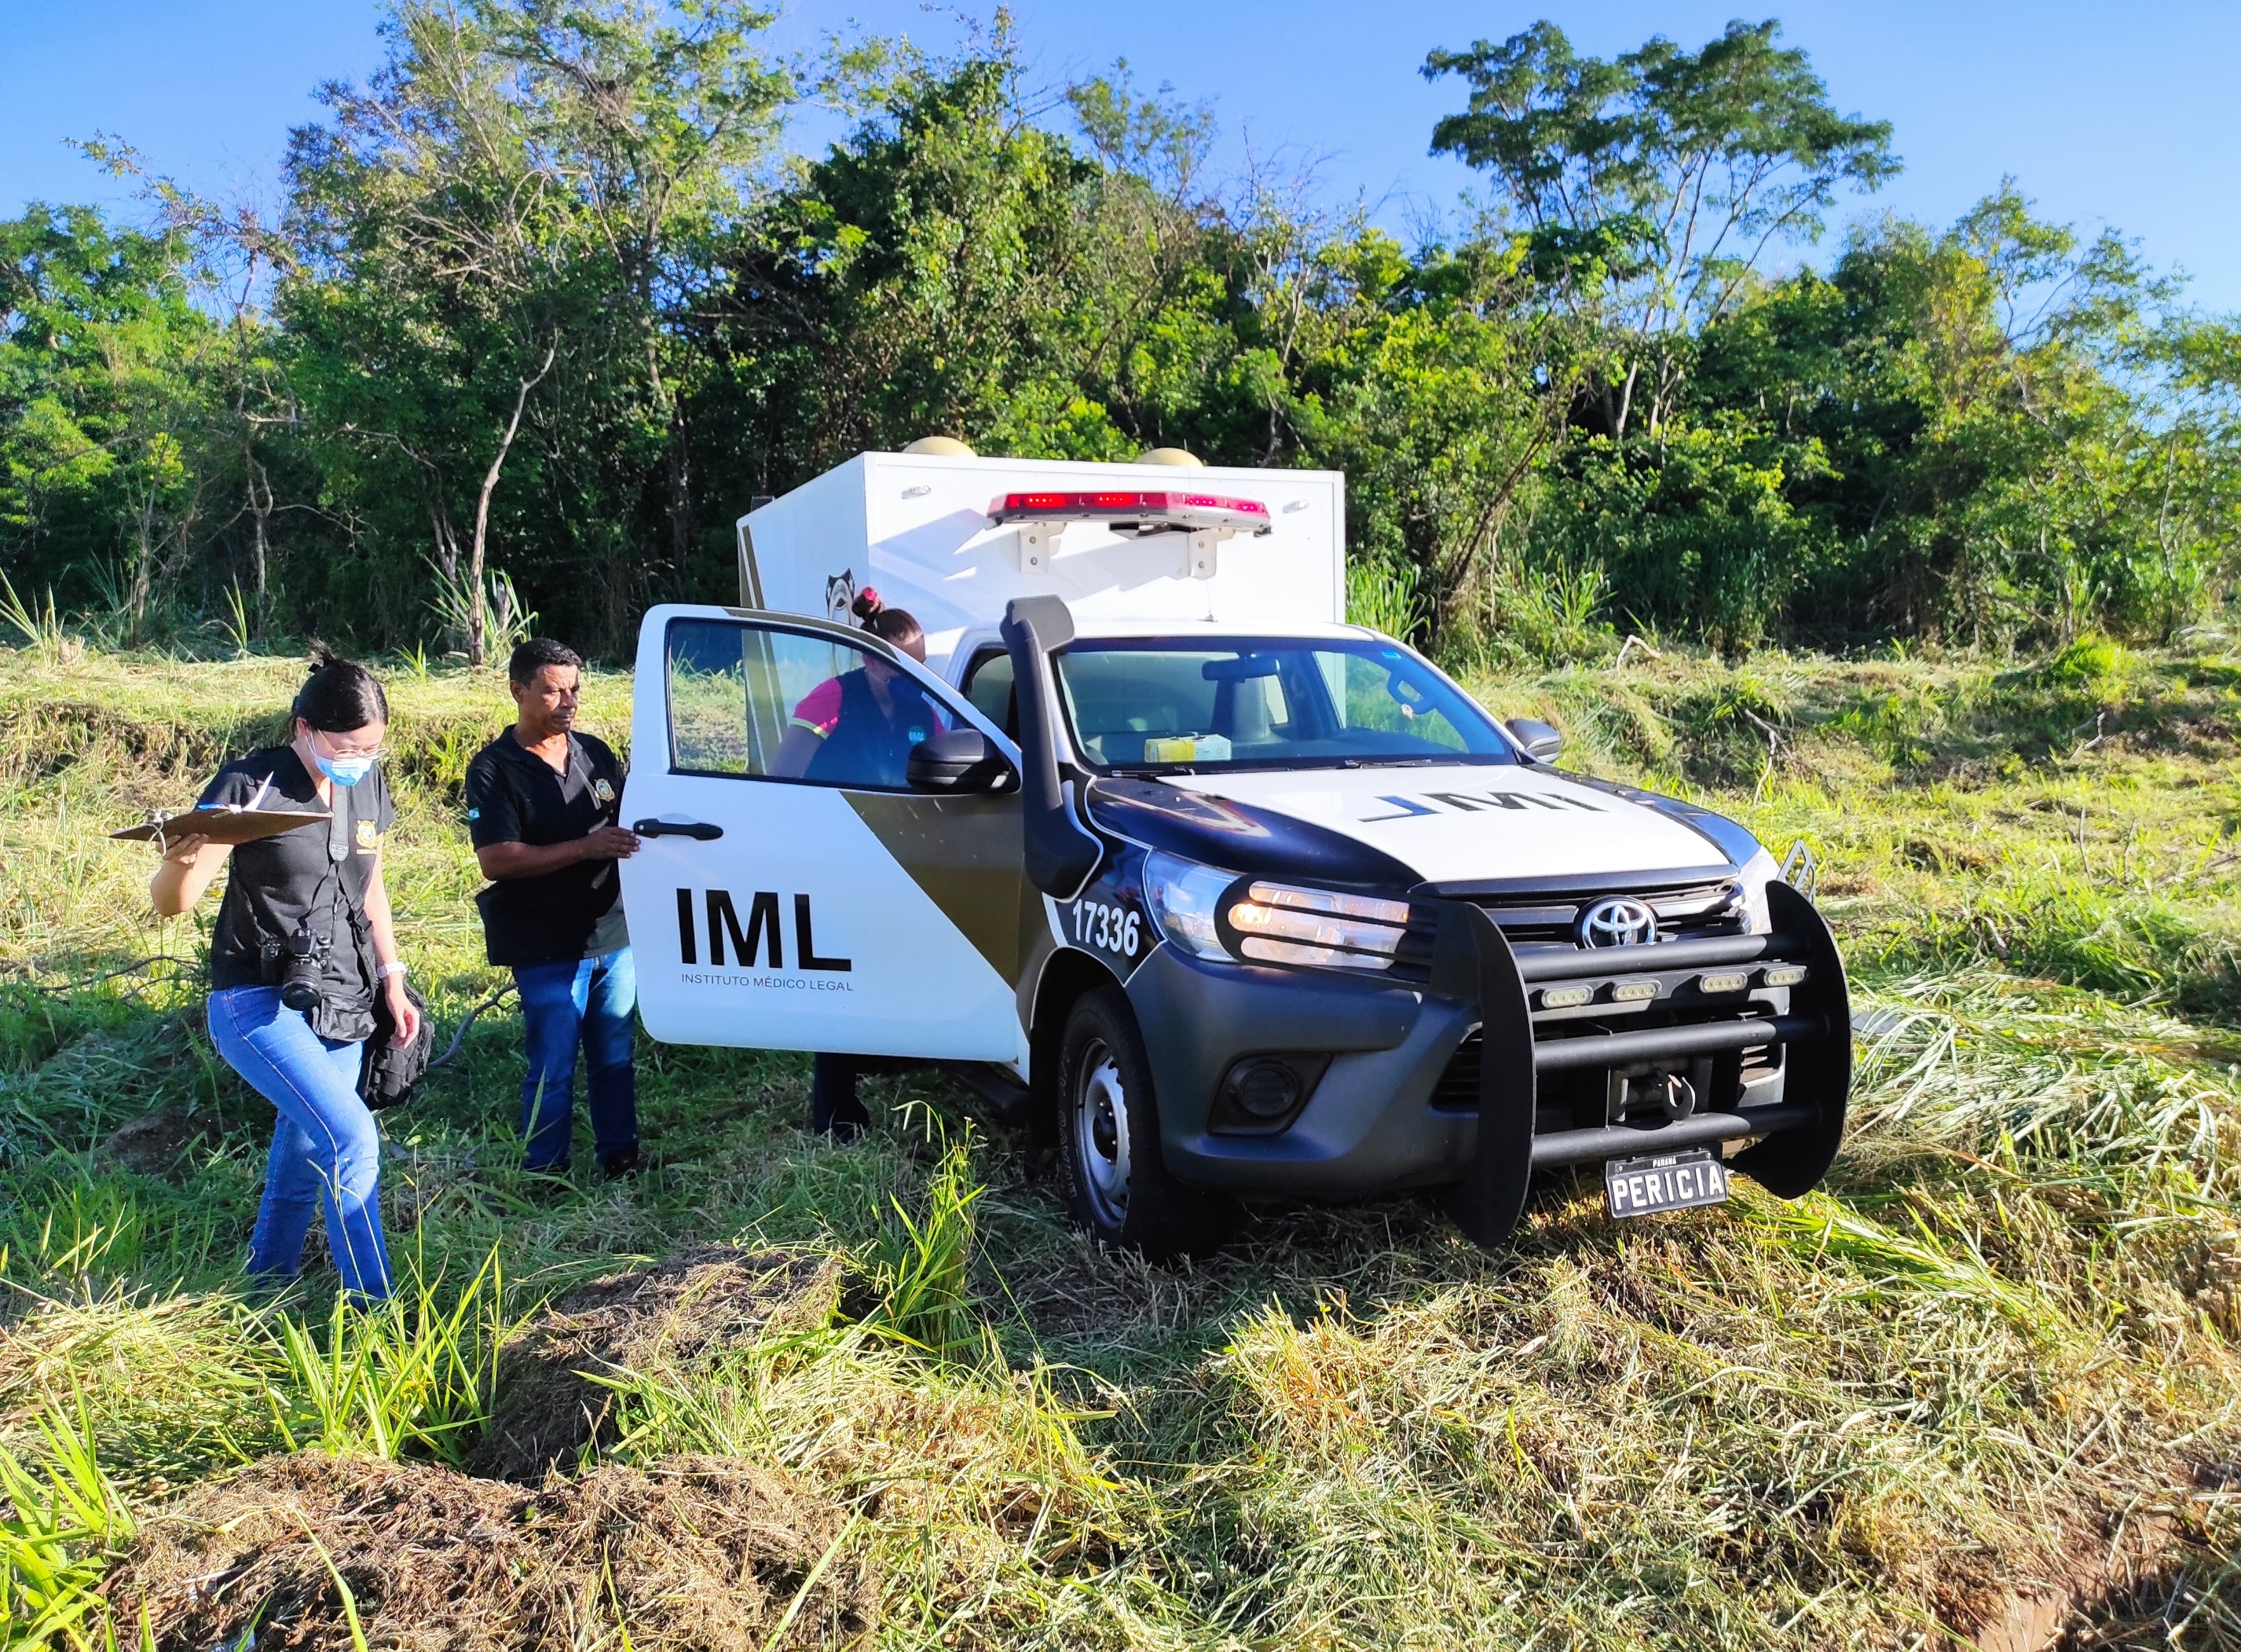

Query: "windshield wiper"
left=1334, top=755, right=1480, bottom=768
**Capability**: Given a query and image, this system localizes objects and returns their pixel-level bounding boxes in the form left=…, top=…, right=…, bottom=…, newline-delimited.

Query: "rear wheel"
left=1056, top=986, right=1234, bottom=1260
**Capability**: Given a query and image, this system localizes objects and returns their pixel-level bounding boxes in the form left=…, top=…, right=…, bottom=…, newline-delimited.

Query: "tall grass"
left=2, top=636, right=2239, bottom=1644
left=0, top=1397, right=135, bottom=1651
left=269, top=1250, right=511, bottom=1466
left=867, top=1113, right=986, bottom=1366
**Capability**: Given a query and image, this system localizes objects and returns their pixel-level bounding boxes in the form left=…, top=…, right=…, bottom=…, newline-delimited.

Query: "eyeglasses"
left=311, top=728, right=387, bottom=762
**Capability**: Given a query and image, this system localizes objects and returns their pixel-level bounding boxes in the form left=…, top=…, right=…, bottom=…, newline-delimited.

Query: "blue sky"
left=5, top=1, right=2238, bottom=310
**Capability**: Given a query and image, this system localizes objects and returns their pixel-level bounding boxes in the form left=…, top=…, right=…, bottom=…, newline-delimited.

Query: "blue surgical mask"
left=315, top=752, right=376, bottom=787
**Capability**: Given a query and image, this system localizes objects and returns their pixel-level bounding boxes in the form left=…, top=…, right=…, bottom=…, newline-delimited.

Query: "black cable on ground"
left=429, top=985, right=518, bottom=1071
left=11, top=957, right=515, bottom=1071
left=9, top=955, right=187, bottom=995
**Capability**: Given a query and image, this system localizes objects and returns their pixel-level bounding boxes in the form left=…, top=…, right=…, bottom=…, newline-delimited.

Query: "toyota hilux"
left=616, top=450, right=1848, bottom=1256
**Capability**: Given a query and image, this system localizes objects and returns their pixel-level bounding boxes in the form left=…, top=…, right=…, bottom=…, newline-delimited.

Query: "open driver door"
left=620, top=605, right=1030, bottom=1065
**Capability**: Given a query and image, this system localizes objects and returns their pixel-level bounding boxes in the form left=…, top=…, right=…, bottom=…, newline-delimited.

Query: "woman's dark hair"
left=293, top=651, right=390, bottom=733
left=509, top=636, right=584, bottom=685
left=852, top=588, right=925, bottom=656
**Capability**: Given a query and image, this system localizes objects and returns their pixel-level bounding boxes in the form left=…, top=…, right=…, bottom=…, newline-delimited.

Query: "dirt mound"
left=98, top=1109, right=217, bottom=1180
left=468, top=1246, right=840, bottom=1484
left=112, top=1449, right=873, bottom=1650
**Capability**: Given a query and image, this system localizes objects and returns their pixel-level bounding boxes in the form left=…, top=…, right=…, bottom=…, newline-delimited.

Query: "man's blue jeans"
left=207, top=984, right=393, bottom=1303
left=514, top=947, right=638, bottom=1171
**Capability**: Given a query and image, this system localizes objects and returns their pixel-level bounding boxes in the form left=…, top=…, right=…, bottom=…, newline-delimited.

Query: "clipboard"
left=112, top=804, right=331, bottom=848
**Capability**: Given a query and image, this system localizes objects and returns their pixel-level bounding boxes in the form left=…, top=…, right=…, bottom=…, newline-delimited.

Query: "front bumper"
left=1126, top=881, right=1849, bottom=1233
left=1126, top=946, right=1478, bottom=1195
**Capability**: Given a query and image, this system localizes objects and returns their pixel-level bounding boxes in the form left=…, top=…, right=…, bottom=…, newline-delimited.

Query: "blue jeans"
left=207, top=985, right=392, bottom=1304
left=514, top=947, right=638, bottom=1170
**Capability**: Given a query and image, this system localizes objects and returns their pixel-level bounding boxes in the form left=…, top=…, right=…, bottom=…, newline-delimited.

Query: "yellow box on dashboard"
left=1144, top=734, right=1232, bottom=763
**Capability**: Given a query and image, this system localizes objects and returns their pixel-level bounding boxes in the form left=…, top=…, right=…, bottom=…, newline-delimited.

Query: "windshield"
left=1053, top=637, right=1518, bottom=772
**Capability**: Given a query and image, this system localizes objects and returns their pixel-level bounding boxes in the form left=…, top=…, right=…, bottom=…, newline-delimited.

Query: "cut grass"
left=1, top=639, right=2239, bottom=1647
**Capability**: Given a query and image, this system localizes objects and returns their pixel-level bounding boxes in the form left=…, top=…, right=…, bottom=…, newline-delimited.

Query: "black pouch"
left=359, top=979, right=434, bottom=1111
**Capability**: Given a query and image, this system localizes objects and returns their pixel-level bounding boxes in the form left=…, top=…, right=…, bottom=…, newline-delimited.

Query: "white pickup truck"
left=614, top=445, right=1848, bottom=1257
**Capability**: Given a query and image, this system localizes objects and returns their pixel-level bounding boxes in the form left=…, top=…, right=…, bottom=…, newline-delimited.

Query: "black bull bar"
left=1431, top=880, right=1851, bottom=1250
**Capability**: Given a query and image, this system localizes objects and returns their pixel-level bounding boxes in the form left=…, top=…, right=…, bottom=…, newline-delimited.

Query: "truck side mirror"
left=907, top=728, right=1016, bottom=793
left=1505, top=717, right=1563, bottom=762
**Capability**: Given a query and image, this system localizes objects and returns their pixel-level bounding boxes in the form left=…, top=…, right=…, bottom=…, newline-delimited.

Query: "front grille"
left=1741, top=1041, right=1781, bottom=1082
left=1429, top=1034, right=1617, bottom=1129
left=1430, top=1032, right=1481, bottom=1109
left=1379, top=880, right=1743, bottom=988
left=1430, top=1005, right=1778, bottom=1119
left=1487, top=879, right=1745, bottom=953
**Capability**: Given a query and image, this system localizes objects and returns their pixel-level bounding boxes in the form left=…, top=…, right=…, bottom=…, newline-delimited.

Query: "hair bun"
left=851, top=588, right=884, bottom=621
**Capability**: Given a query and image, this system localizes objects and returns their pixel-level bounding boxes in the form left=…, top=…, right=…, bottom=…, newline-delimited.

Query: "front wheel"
left=1056, top=986, right=1235, bottom=1260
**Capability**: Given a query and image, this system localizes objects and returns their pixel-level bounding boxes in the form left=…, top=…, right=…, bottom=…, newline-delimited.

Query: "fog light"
left=1761, top=965, right=1810, bottom=988
left=1540, top=984, right=1593, bottom=1009
left=1697, top=971, right=1749, bottom=994
left=1610, top=980, right=1660, bottom=1003
left=1210, top=1053, right=1330, bottom=1136
left=1232, top=1059, right=1302, bottom=1120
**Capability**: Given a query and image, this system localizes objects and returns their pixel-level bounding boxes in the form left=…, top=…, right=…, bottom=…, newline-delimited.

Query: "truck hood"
left=1159, top=764, right=1734, bottom=887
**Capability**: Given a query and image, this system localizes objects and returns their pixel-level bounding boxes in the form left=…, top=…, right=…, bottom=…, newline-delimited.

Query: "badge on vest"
left=355, top=819, right=382, bottom=851
left=592, top=778, right=617, bottom=804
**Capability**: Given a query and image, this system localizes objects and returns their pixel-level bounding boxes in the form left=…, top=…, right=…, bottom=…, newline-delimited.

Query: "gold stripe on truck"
left=841, top=792, right=1024, bottom=981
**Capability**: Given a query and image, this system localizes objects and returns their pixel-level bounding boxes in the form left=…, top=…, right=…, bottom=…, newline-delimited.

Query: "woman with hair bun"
left=772, top=589, right=948, bottom=1137
left=150, top=653, right=418, bottom=1304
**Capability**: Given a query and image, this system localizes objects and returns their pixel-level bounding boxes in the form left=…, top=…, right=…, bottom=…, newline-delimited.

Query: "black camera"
left=264, top=929, right=332, bottom=1013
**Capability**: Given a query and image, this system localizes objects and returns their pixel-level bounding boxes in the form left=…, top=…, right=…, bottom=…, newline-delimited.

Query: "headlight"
left=1144, top=851, right=1234, bottom=961
left=1228, top=881, right=1412, bottom=970
left=1144, top=854, right=1415, bottom=973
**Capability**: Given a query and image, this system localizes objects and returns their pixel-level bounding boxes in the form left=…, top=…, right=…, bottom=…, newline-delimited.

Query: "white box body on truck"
left=620, top=449, right=1850, bottom=1257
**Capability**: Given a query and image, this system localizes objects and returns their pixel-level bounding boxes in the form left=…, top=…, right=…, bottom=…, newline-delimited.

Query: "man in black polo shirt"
left=465, top=638, right=642, bottom=1177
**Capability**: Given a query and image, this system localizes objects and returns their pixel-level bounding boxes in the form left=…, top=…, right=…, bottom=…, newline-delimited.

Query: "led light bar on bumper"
left=1143, top=852, right=1413, bottom=973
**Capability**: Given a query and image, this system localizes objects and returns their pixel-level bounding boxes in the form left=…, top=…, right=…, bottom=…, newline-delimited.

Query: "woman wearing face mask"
left=151, top=653, right=419, bottom=1304
left=771, top=590, right=946, bottom=1137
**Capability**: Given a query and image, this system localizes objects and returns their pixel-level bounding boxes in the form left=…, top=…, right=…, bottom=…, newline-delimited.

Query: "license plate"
left=1604, top=1149, right=1730, bottom=1218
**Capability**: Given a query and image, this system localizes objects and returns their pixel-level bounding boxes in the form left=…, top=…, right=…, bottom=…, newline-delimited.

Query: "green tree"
left=281, top=0, right=789, bottom=658
left=1678, top=185, right=2218, bottom=643
left=712, top=48, right=1119, bottom=475
left=1424, top=18, right=1894, bottom=440
left=0, top=206, right=243, bottom=638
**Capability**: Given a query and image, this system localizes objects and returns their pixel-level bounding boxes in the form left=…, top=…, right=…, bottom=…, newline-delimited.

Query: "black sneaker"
left=600, top=1146, right=643, bottom=1180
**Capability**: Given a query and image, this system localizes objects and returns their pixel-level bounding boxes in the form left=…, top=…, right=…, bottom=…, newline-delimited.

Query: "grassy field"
left=3, top=633, right=2240, bottom=1649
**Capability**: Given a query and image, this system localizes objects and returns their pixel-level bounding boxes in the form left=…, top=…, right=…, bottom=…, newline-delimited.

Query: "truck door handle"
left=633, top=818, right=723, bottom=841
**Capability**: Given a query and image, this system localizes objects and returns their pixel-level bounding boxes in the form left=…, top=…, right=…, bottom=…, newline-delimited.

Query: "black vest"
left=805, top=669, right=936, bottom=788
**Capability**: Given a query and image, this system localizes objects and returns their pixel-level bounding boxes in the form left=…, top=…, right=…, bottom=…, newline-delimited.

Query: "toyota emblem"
left=1580, top=896, right=1657, bottom=948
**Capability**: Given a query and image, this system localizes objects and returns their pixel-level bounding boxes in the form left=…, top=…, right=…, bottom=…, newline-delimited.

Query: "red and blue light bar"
left=988, top=489, right=1273, bottom=536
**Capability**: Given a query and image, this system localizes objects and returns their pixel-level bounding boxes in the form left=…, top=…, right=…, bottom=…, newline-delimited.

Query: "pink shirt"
left=789, top=674, right=950, bottom=739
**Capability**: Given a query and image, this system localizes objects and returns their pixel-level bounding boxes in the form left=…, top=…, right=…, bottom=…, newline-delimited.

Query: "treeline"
left=4, top=4, right=2239, bottom=662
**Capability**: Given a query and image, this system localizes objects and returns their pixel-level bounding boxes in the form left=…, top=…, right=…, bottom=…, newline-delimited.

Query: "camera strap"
left=302, top=780, right=352, bottom=945
left=327, top=780, right=353, bottom=868
left=325, top=781, right=376, bottom=963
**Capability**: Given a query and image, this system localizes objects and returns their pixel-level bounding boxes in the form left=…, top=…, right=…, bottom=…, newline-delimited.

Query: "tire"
left=1055, top=985, right=1236, bottom=1260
